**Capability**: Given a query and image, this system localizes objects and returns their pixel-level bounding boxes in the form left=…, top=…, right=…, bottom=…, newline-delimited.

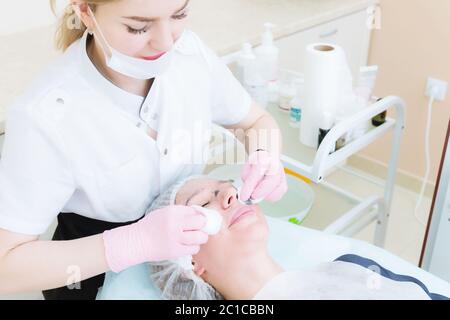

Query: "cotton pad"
left=232, top=181, right=264, bottom=205
left=191, top=206, right=223, bottom=235
left=173, top=207, right=222, bottom=272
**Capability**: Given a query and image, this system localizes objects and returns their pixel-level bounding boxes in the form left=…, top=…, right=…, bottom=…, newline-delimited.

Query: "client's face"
left=175, top=178, right=269, bottom=277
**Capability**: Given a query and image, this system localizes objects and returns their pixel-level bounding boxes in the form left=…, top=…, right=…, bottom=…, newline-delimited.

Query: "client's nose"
left=221, top=186, right=238, bottom=209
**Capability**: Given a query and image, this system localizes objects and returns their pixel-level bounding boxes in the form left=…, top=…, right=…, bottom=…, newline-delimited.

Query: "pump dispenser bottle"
left=255, top=23, right=279, bottom=83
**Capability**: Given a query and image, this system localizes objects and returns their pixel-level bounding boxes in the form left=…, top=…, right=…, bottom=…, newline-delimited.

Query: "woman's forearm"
left=0, top=234, right=109, bottom=294
left=244, top=114, right=283, bottom=157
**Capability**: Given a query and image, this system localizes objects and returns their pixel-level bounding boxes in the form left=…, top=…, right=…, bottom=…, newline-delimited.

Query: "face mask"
left=86, top=6, right=174, bottom=79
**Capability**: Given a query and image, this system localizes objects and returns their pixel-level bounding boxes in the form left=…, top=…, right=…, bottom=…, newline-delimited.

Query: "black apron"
left=42, top=212, right=143, bottom=300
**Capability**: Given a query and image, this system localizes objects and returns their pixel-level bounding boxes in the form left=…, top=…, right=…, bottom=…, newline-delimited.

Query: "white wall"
left=0, top=0, right=59, bottom=36
left=0, top=0, right=62, bottom=133
left=364, top=0, right=450, bottom=184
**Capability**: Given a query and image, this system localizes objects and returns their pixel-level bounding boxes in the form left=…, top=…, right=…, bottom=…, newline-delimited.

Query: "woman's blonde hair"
left=49, top=0, right=118, bottom=51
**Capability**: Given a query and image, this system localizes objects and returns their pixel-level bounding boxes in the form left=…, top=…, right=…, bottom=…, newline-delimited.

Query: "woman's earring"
left=88, top=29, right=94, bottom=36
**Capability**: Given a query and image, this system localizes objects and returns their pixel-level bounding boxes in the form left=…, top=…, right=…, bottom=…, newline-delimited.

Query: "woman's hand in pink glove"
left=240, top=150, right=288, bottom=203
left=103, top=205, right=208, bottom=273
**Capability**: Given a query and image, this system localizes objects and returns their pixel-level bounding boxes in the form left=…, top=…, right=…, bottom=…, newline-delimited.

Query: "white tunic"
left=0, top=29, right=251, bottom=235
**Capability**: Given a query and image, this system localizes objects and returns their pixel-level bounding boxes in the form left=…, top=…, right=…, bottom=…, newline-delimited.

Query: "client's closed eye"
left=201, top=202, right=210, bottom=208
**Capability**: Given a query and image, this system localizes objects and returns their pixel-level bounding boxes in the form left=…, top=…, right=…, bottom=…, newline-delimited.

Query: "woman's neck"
left=87, top=35, right=152, bottom=97
left=207, top=250, right=284, bottom=300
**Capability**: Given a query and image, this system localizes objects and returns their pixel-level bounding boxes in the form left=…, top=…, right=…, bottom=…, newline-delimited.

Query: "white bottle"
left=254, top=23, right=279, bottom=83
left=351, top=96, right=372, bottom=139
left=267, top=80, right=279, bottom=107
left=355, top=65, right=379, bottom=102
left=243, top=49, right=268, bottom=108
left=289, top=78, right=305, bottom=127
left=237, top=43, right=256, bottom=84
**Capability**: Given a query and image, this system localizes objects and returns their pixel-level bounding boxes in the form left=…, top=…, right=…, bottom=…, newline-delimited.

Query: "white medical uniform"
left=0, top=29, right=252, bottom=235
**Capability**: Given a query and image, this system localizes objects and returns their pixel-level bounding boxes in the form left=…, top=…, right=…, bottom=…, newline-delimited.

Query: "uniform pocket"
left=96, top=154, right=156, bottom=221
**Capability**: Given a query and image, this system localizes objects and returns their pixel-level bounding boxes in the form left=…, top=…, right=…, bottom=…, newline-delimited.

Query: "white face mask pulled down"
left=86, top=6, right=174, bottom=80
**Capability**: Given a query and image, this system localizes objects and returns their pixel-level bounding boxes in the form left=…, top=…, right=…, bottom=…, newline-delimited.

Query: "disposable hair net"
left=146, top=174, right=207, bottom=213
left=149, top=260, right=223, bottom=300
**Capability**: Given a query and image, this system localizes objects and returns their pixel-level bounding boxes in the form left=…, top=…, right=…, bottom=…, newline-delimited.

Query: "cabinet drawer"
left=275, top=9, right=371, bottom=78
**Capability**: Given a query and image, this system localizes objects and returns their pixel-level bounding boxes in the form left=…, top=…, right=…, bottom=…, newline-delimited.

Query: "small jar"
left=278, top=84, right=296, bottom=112
left=334, top=113, right=350, bottom=151
left=278, top=71, right=297, bottom=112
left=371, top=97, right=387, bottom=127
left=372, top=110, right=387, bottom=127
left=318, top=112, right=335, bottom=152
left=267, top=80, right=279, bottom=107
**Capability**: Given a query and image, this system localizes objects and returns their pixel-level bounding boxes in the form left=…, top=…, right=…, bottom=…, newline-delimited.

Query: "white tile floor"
left=0, top=164, right=432, bottom=300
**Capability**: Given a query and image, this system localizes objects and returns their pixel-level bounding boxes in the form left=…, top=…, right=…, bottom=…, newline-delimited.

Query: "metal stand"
left=281, top=96, right=406, bottom=247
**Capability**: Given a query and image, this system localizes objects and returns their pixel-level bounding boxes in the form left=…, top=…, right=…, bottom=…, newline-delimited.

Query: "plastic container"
left=289, top=78, right=305, bottom=127
left=318, top=111, right=335, bottom=151
left=254, top=23, right=279, bottom=83
left=236, top=43, right=256, bottom=84
left=355, top=65, right=379, bottom=102
left=267, top=80, right=279, bottom=106
left=242, top=50, right=268, bottom=108
left=335, top=112, right=351, bottom=151
left=372, top=97, right=387, bottom=127
left=278, top=71, right=297, bottom=112
left=289, top=108, right=302, bottom=128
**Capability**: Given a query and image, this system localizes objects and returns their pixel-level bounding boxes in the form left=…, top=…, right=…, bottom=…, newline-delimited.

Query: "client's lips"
left=142, top=52, right=167, bottom=60
left=229, top=206, right=255, bottom=227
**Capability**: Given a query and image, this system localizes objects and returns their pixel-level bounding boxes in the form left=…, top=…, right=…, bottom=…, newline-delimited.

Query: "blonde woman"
left=0, top=0, right=287, bottom=299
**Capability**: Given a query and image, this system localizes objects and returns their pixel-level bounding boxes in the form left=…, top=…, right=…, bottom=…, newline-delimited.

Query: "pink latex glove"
left=240, top=150, right=288, bottom=203
left=103, top=205, right=208, bottom=273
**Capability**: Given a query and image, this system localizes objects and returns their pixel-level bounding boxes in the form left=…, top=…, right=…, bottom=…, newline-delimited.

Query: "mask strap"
left=86, top=5, right=113, bottom=59
left=71, top=3, right=82, bottom=18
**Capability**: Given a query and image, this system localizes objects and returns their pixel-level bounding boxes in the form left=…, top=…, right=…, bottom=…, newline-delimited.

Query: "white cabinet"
left=275, top=9, right=371, bottom=78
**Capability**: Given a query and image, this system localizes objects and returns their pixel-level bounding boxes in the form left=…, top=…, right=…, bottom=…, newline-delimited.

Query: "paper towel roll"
left=300, top=43, right=352, bottom=148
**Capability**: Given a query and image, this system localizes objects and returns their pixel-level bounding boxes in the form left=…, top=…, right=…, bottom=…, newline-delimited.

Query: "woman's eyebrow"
left=122, top=0, right=190, bottom=22
left=185, top=188, right=204, bottom=206
left=175, top=0, right=191, bottom=13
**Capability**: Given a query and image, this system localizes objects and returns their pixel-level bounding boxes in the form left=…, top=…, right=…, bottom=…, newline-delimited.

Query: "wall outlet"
left=426, top=77, right=448, bottom=101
